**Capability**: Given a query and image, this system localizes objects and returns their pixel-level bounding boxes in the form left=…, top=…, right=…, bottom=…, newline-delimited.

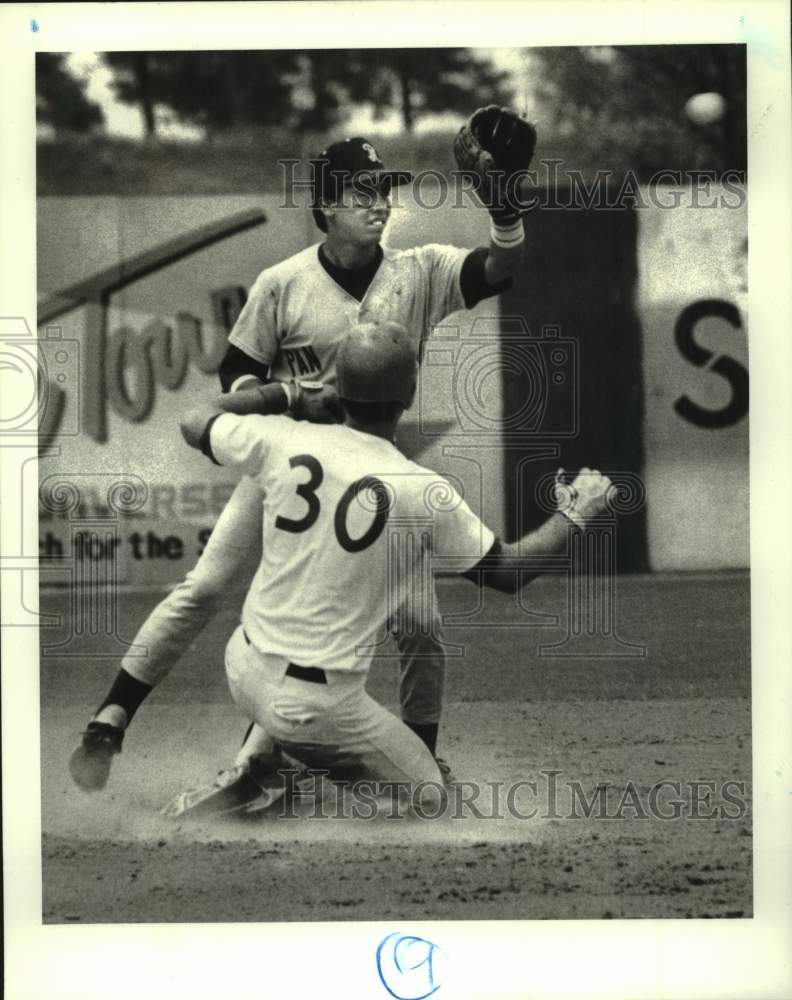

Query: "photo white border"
left=2, top=2, right=790, bottom=997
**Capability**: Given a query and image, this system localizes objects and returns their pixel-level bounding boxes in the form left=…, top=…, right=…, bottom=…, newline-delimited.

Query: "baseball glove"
left=69, top=721, right=124, bottom=791
left=453, top=105, right=537, bottom=223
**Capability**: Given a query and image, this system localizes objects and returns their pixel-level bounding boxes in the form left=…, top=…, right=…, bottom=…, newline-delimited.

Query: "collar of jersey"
left=315, top=243, right=385, bottom=306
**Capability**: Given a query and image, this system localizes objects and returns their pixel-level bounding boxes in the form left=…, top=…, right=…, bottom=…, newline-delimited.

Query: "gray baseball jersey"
left=227, top=242, right=470, bottom=387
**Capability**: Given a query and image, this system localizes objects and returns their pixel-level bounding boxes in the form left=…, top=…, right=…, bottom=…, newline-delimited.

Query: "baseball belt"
left=242, top=629, right=328, bottom=685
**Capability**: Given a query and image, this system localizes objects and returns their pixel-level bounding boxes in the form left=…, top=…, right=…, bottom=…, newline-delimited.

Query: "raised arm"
left=464, top=469, right=613, bottom=593
left=454, top=105, right=537, bottom=285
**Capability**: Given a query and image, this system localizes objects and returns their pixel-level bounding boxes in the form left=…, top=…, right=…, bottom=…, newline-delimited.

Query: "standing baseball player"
left=69, top=109, right=538, bottom=803
left=165, top=321, right=612, bottom=814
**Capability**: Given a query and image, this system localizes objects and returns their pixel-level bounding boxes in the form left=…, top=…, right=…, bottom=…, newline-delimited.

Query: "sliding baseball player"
left=164, top=321, right=612, bottom=814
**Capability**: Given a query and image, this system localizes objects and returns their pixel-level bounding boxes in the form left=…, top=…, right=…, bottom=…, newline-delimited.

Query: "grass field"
left=36, top=128, right=683, bottom=197
left=40, top=571, right=751, bottom=922
left=36, top=130, right=461, bottom=197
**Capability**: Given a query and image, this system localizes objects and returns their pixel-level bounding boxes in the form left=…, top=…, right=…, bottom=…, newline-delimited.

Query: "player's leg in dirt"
left=234, top=588, right=453, bottom=778
left=392, top=583, right=454, bottom=780
left=165, top=625, right=446, bottom=819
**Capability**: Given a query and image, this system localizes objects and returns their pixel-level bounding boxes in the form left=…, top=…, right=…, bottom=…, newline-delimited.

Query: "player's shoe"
left=161, top=752, right=300, bottom=820
left=68, top=721, right=124, bottom=792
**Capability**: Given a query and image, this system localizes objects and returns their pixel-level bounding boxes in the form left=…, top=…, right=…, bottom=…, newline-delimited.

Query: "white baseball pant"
left=224, top=625, right=443, bottom=793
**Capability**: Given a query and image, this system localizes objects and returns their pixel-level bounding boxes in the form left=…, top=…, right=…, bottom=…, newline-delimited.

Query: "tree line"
left=37, top=49, right=512, bottom=137
left=37, top=46, right=746, bottom=178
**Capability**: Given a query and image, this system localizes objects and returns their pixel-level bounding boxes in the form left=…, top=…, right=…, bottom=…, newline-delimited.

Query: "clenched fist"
left=554, top=467, right=613, bottom=528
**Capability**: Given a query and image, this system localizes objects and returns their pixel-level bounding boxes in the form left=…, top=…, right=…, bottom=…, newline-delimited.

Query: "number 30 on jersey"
left=274, top=454, right=392, bottom=553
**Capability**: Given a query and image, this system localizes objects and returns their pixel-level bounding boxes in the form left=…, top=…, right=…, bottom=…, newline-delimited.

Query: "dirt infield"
left=40, top=572, right=752, bottom=922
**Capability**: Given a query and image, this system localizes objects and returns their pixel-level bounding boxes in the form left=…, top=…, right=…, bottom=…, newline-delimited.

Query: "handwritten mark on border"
left=376, top=931, right=445, bottom=1000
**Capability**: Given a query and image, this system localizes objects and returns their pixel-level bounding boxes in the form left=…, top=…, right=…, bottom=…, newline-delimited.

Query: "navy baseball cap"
left=311, top=137, right=412, bottom=208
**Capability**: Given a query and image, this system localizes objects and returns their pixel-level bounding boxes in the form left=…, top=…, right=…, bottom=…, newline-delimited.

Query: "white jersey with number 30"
left=209, top=413, right=494, bottom=671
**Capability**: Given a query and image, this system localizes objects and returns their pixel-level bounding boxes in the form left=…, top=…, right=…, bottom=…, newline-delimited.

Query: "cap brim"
left=347, top=169, right=413, bottom=191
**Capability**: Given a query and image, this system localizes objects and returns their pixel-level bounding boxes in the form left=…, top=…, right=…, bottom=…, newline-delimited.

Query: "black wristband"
left=96, top=669, right=153, bottom=723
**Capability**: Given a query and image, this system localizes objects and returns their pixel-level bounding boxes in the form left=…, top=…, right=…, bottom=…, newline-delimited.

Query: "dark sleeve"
left=218, top=343, right=273, bottom=392
left=460, top=537, right=503, bottom=582
left=459, top=247, right=513, bottom=309
left=198, top=413, right=223, bottom=465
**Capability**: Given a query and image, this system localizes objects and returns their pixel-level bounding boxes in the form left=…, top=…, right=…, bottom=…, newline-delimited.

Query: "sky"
left=65, top=48, right=532, bottom=140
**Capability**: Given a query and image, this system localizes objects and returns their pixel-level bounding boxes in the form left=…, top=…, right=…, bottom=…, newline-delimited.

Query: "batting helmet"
left=337, top=321, right=417, bottom=409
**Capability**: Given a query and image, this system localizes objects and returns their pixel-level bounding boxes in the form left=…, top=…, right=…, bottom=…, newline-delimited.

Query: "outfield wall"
left=34, top=184, right=747, bottom=585
left=638, top=197, right=748, bottom=570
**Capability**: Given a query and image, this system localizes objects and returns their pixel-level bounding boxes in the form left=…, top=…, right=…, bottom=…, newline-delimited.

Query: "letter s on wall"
left=673, top=298, right=748, bottom=429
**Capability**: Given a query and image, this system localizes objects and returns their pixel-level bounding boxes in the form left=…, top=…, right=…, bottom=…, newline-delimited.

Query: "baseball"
left=685, top=92, right=727, bottom=125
